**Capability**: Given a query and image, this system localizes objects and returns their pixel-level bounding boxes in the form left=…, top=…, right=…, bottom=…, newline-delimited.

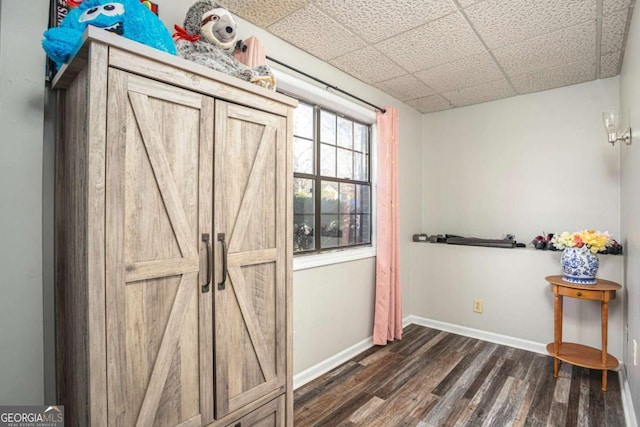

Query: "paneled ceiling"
left=218, top=0, right=635, bottom=113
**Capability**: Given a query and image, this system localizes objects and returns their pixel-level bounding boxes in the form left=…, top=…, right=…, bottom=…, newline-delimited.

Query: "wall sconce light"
left=602, top=110, right=632, bottom=146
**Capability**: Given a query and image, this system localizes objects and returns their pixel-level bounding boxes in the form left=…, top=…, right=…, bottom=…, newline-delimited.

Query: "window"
left=293, top=101, right=372, bottom=254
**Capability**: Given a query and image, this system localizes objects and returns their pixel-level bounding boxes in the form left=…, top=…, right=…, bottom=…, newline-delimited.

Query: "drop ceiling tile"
left=603, top=0, right=632, bottom=15
left=464, top=0, right=596, bottom=49
left=413, top=53, right=504, bottom=93
left=441, top=79, right=515, bottom=107
left=458, top=0, right=485, bottom=8
left=218, top=0, right=307, bottom=27
left=330, top=47, right=406, bottom=84
left=602, top=8, right=629, bottom=54
left=376, top=13, right=486, bottom=73
left=493, top=21, right=596, bottom=76
left=510, top=60, right=595, bottom=94
left=313, top=0, right=456, bottom=43
left=406, top=95, right=452, bottom=113
left=374, top=74, right=435, bottom=101
left=601, top=51, right=622, bottom=77
left=267, top=4, right=366, bottom=61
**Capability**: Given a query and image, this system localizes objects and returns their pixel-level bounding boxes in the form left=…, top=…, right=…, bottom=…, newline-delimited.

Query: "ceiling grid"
left=218, top=0, right=636, bottom=113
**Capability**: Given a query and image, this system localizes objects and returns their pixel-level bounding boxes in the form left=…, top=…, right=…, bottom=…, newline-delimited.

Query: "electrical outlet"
left=473, top=299, right=483, bottom=313
left=634, top=339, right=637, bottom=366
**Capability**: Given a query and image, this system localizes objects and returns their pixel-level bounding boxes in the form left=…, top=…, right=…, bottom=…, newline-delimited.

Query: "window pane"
left=353, top=152, right=367, bottom=181
left=294, top=178, right=315, bottom=214
left=337, top=117, right=353, bottom=149
left=357, top=214, right=371, bottom=244
left=294, top=103, right=313, bottom=139
left=320, top=110, right=336, bottom=145
left=320, top=143, right=336, bottom=177
left=354, top=123, right=368, bottom=153
left=294, top=137, right=314, bottom=174
left=337, top=147, right=353, bottom=179
left=338, top=214, right=352, bottom=246
left=355, top=185, right=371, bottom=214
left=293, top=178, right=315, bottom=252
left=339, top=183, right=355, bottom=214
left=320, top=181, right=339, bottom=214
left=320, top=214, right=340, bottom=248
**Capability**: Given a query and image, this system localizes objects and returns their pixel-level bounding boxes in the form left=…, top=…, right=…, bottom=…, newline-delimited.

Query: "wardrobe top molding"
left=51, top=26, right=298, bottom=114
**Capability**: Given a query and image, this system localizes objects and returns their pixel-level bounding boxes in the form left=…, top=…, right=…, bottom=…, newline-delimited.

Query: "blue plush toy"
left=43, top=0, right=176, bottom=69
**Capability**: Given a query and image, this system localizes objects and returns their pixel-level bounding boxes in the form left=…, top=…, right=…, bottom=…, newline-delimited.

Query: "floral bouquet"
left=551, top=230, right=612, bottom=254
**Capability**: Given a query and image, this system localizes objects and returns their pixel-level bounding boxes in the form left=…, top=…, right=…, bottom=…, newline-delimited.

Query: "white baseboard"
left=293, top=316, right=413, bottom=390
left=293, top=337, right=374, bottom=390
left=407, top=315, right=548, bottom=355
left=620, top=366, right=639, bottom=427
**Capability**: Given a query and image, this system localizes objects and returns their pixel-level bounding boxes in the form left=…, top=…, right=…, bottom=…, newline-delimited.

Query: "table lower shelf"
left=546, top=342, right=619, bottom=370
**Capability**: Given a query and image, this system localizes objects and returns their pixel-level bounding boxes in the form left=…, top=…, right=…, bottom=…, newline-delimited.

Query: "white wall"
left=293, top=259, right=375, bottom=373
left=0, top=0, right=49, bottom=405
left=411, top=244, right=624, bottom=358
left=153, top=2, right=424, bottom=374
left=619, top=0, right=640, bottom=420
left=423, top=78, right=620, bottom=242
left=417, top=79, right=625, bottom=368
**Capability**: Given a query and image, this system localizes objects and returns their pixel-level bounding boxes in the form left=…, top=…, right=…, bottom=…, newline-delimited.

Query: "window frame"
left=274, top=69, right=377, bottom=270
left=294, top=102, right=373, bottom=254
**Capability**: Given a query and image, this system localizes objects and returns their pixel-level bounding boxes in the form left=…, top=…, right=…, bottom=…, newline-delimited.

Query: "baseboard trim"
left=293, top=316, right=413, bottom=390
left=620, top=366, right=639, bottom=427
left=407, top=315, right=548, bottom=355
left=293, top=337, right=374, bottom=390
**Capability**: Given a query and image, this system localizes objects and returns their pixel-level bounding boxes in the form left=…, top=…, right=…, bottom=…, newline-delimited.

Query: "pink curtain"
left=234, top=36, right=267, bottom=66
left=373, top=107, right=402, bottom=346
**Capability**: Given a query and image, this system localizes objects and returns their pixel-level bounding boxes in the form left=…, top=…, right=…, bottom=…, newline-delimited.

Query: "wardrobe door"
left=213, top=100, right=288, bottom=418
left=105, top=69, right=214, bottom=426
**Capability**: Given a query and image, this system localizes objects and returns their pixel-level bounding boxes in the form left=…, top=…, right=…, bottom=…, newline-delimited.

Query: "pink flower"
left=573, top=235, right=584, bottom=247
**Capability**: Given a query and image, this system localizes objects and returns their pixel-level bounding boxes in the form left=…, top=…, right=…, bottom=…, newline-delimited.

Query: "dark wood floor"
left=294, top=324, right=625, bottom=426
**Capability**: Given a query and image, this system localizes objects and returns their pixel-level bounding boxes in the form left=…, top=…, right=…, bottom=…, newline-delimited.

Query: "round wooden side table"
left=545, top=275, right=621, bottom=391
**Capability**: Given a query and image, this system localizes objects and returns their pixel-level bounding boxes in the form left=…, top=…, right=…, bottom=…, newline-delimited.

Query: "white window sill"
left=293, top=246, right=377, bottom=271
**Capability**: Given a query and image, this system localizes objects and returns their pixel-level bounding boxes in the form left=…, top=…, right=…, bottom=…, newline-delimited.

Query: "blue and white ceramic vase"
left=561, top=247, right=599, bottom=285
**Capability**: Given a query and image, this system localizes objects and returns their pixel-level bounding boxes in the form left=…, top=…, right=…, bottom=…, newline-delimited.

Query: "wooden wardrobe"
left=53, top=28, right=295, bottom=427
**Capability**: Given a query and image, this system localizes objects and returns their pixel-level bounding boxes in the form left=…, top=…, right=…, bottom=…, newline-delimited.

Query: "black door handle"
left=218, top=233, right=227, bottom=290
left=201, top=233, right=212, bottom=293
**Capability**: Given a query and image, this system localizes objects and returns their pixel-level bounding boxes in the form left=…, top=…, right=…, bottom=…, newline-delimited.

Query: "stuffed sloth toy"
left=42, top=0, right=176, bottom=69
left=174, top=0, right=276, bottom=90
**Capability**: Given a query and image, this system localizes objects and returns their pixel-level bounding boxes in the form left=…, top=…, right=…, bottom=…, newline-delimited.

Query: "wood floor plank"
left=524, top=357, right=557, bottom=427
left=431, top=340, right=487, bottom=396
left=363, top=332, right=450, bottom=400
left=419, top=343, right=498, bottom=426
left=577, top=368, right=591, bottom=427
left=294, top=361, right=363, bottom=407
left=347, top=396, right=385, bottom=424
left=293, top=326, right=626, bottom=427
left=545, top=363, right=572, bottom=426
left=587, top=369, right=606, bottom=427
left=512, top=380, right=537, bottom=427
left=487, top=378, right=530, bottom=427
left=295, top=351, right=402, bottom=425
left=462, top=354, right=501, bottom=400
left=510, top=350, right=535, bottom=381
left=312, top=392, right=375, bottom=426
left=463, top=358, right=515, bottom=426
left=604, top=369, right=625, bottom=426
left=563, top=366, right=584, bottom=427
